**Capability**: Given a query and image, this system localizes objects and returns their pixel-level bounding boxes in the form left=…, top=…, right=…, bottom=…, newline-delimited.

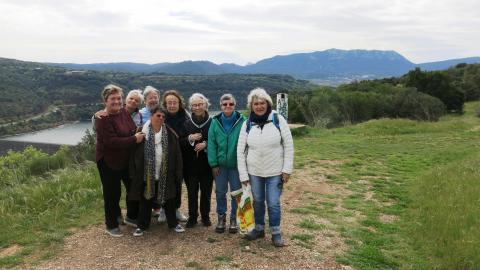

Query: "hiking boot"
left=157, top=208, right=166, bottom=223
left=271, top=234, right=284, bottom=247
left=173, top=224, right=185, bottom=233
left=202, top=216, right=212, bottom=226
left=244, top=229, right=265, bottom=241
left=105, top=227, right=123, bottom=237
left=228, top=218, right=238, bottom=234
left=215, top=214, right=226, bottom=233
left=186, top=218, right=197, bottom=228
left=133, top=228, right=145, bottom=237
left=124, top=217, right=137, bottom=228
left=176, top=209, right=188, bottom=222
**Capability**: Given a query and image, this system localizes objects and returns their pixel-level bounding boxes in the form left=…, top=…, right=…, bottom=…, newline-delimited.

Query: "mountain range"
left=46, top=49, right=480, bottom=85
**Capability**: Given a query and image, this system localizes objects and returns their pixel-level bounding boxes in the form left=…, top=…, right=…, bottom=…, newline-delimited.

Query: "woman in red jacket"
left=95, top=84, right=145, bottom=237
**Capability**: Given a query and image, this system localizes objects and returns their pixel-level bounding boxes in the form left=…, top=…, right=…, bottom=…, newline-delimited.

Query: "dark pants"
left=138, top=195, right=178, bottom=230
left=97, top=159, right=137, bottom=229
left=175, top=180, right=183, bottom=209
left=185, top=175, right=213, bottom=221
left=153, top=180, right=181, bottom=210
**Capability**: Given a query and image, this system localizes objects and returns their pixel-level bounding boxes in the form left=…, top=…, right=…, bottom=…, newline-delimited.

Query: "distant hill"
left=417, top=57, right=480, bottom=71
left=0, top=57, right=312, bottom=121
left=45, top=49, right=480, bottom=84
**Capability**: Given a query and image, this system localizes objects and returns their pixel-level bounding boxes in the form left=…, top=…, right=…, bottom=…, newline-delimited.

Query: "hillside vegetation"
left=1, top=103, right=479, bottom=269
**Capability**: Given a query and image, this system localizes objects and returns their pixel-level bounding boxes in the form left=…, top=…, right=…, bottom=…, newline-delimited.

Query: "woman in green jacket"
left=207, top=94, right=246, bottom=233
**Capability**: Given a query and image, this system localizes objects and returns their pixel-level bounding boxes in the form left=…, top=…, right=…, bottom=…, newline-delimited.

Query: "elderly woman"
left=95, top=84, right=145, bottom=237
left=237, top=88, right=294, bottom=247
left=129, top=105, right=185, bottom=235
left=158, top=90, right=189, bottom=222
left=182, top=93, right=213, bottom=228
left=94, top=89, right=145, bottom=128
left=207, top=94, right=246, bottom=233
left=140, top=86, right=160, bottom=120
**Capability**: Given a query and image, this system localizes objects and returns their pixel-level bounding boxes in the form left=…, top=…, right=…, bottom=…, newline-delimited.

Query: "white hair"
left=126, top=89, right=144, bottom=103
left=143, top=86, right=160, bottom=101
left=219, top=93, right=236, bottom=105
left=247, top=88, right=273, bottom=109
left=188, top=93, right=210, bottom=111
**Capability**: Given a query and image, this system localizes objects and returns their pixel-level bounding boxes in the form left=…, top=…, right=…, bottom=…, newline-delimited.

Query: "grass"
left=0, top=162, right=103, bottom=268
left=292, top=101, right=480, bottom=269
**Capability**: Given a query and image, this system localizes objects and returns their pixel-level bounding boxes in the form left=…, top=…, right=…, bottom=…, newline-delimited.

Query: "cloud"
left=0, top=0, right=479, bottom=64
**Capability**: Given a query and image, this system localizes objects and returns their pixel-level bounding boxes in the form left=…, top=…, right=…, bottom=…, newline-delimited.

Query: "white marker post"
left=276, top=93, right=288, bottom=122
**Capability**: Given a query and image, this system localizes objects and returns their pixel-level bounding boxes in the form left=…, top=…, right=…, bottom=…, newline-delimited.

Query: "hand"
left=194, top=142, right=206, bottom=152
left=190, top=133, right=202, bottom=141
left=242, top=180, right=250, bottom=186
left=135, top=132, right=145, bottom=143
left=281, top=173, right=290, bottom=184
left=95, top=110, right=108, bottom=119
left=212, top=167, right=220, bottom=177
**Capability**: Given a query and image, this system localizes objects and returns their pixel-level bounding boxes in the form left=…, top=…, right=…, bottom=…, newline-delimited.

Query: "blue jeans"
left=215, top=167, right=242, bottom=218
left=249, top=174, right=283, bottom=235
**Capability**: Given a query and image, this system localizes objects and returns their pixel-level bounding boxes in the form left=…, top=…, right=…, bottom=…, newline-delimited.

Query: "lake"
left=2, top=121, right=93, bottom=145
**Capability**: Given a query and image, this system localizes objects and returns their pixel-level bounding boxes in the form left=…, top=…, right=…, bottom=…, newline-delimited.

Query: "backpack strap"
left=246, top=113, right=281, bottom=134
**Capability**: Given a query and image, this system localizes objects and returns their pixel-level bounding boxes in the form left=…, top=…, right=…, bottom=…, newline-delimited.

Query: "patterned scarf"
left=144, top=123, right=169, bottom=203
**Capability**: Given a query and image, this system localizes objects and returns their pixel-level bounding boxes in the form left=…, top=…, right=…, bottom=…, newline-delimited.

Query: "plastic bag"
left=232, top=185, right=255, bottom=234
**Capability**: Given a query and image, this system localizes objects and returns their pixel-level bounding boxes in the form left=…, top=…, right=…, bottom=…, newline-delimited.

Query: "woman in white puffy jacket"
left=237, top=88, right=294, bottom=247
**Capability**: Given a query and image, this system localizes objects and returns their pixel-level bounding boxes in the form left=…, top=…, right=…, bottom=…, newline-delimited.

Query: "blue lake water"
left=1, top=122, right=93, bottom=146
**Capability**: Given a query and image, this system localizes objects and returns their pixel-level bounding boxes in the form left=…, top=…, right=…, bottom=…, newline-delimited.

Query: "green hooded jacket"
left=207, top=111, right=246, bottom=169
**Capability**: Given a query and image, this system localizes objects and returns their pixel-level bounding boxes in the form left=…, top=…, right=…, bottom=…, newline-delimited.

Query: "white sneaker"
left=176, top=209, right=188, bottom=222
left=173, top=224, right=185, bottom=233
left=157, top=208, right=166, bottom=223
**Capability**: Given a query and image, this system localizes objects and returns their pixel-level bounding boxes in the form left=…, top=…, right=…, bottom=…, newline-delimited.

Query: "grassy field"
left=1, top=102, right=479, bottom=269
left=292, top=102, right=480, bottom=269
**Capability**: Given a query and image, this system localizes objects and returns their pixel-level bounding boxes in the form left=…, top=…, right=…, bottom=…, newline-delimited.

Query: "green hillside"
left=0, top=57, right=312, bottom=123
left=1, top=103, right=479, bottom=269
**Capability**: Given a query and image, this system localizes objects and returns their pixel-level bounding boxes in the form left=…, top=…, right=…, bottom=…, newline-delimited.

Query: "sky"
left=0, top=0, right=479, bottom=65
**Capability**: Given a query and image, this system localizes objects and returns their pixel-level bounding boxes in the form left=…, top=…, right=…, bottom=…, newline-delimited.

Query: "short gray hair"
left=126, top=89, right=144, bottom=103
left=188, top=93, right=210, bottom=111
left=143, top=86, right=160, bottom=101
left=247, top=88, right=273, bottom=109
left=219, top=93, right=236, bottom=106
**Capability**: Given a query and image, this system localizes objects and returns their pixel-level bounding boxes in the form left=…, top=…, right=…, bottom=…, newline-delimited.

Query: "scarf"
left=220, top=111, right=237, bottom=134
left=144, top=123, right=169, bottom=203
left=249, top=105, right=272, bottom=130
left=166, top=109, right=188, bottom=134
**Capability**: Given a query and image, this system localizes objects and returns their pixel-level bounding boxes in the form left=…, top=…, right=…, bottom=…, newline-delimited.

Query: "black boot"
left=228, top=218, right=238, bottom=234
left=215, top=214, right=226, bottom=233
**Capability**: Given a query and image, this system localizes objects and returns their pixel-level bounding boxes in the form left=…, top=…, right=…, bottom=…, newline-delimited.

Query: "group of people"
left=95, top=85, right=294, bottom=247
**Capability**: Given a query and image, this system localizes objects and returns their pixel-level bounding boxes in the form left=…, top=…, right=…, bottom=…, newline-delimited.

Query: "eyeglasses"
left=154, top=114, right=166, bottom=119
left=222, top=103, right=235, bottom=107
left=191, top=103, right=204, bottom=108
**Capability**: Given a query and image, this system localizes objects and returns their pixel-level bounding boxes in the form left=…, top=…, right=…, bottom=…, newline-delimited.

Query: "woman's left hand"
left=194, top=142, right=206, bottom=152
left=281, top=173, right=290, bottom=183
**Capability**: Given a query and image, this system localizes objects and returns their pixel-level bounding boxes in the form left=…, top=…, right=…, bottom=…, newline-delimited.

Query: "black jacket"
left=181, top=113, right=213, bottom=180
left=128, top=125, right=183, bottom=201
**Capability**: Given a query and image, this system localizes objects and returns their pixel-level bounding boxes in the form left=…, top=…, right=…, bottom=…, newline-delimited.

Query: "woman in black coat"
left=182, top=93, right=213, bottom=228
left=129, top=105, right=184, bottom=235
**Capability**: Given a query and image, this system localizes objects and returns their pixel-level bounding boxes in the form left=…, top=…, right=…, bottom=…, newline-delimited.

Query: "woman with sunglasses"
left=129, top=105, right=185, bottom=236
left=207, top=94, right=246, bottom=233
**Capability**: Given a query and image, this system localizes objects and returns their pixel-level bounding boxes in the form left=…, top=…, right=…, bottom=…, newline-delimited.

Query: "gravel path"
left=31, top=167, right=350, bottom=270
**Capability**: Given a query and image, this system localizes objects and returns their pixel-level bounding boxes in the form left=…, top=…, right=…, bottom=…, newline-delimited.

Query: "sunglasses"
left=154, top=114, right=166, bottom=119
left=222, top=103, right=235, bottom=107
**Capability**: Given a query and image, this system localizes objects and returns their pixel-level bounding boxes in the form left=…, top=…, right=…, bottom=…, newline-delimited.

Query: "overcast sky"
left=1, top=0, right=479, bottom=65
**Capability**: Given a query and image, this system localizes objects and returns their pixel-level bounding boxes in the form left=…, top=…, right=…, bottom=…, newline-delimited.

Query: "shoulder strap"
left=246, top=117, right=253, bottom=134
left=272, top=113, right=281, bottom=132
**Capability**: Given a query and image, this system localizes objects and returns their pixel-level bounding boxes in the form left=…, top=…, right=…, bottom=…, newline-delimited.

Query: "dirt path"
left=31, top=165, right=351, bottom=270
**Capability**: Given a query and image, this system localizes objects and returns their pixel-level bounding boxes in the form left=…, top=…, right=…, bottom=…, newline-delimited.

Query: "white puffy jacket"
left=237, top=110, right=294, bottom=182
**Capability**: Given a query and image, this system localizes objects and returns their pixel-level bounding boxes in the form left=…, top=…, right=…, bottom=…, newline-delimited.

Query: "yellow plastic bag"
left=232, top=185, right=255, bottom=234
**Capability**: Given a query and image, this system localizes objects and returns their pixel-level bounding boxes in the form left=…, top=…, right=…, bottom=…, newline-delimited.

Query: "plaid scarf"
left=144, top=123, right=169, bottom=203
